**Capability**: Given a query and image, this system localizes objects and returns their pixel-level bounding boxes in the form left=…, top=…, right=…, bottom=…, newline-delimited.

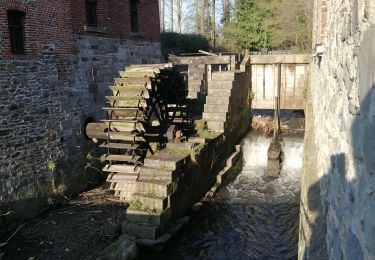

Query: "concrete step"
left=204, top=104, right=230, bottom=113
left=205, top=96, right=230, bottom=105
left=106, top=172, right=139, bottom=183
left=207, top=88, right=232, bottom=96
left=135, top=180, right=174, bottom=197
left=207, top=81, right=233, bottom=89
left=110, top=182, right=137, bottom=201
left=126, top=208, right=172, bottom=226
left=132, top=193, right=169, bottom=211
left=207, top=120, right=226, bottom=131
left=138, top=167, right=178, bottom=182
left=143, top=156, right=185, bottom=171
left=203, top=112, right=228, bottom=121
left=124, top=222, right=161, bottom=240
left=211, top=72, right=235, bottom=81
left=103, top=164, right=139, bottom=174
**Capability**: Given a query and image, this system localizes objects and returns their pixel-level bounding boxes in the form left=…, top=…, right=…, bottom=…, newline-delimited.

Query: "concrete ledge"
left=206, top=144, right=242, bottom=197
left=250, top=54, right=311, bottom=64
left=84, top=25, right=106, bottom=34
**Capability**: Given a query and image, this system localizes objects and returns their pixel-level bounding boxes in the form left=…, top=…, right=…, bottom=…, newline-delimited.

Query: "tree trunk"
left=195, top=0, right=199, bottom=34
left=211, top=0, right=215, bottom=46
left=159, top=0, right=164, bottom=31
left=200, top=0, right=206, bottom=35
left=177, top=0, right=182, bottom=33
left=170, top=0, right=174, bottom=31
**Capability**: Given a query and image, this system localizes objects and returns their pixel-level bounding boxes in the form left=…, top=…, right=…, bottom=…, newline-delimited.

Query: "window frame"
left=7, top=10, right=26, bottom=55
left=85, top=0, right=98, bottom=28
left=130, top=0, right=138, bottom=32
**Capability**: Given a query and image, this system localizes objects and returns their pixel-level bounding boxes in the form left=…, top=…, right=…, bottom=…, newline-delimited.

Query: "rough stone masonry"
left=299, top=0, right=375, bottom=259
left=0, top=0, right=161, bottom=237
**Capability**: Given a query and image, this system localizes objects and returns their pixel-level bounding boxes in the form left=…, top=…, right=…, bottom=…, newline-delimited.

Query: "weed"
left=199, top=129, right=220, bottom=138
left=129, top=199, right=143, bottom=211
left=55, top=183, right=67, bottom=196
left=47, top=197, right=54, bottom=205
left=190, top=143, right=205, bottom=165
left=128, top=199, right=158, bottom=213
left=47, top=160, right=56, bottom=172
left=147, top=190, right=157, bottom=198
left=303, top=85, right=309, bottom=100
left=248, top=90, right=255, bottom=100
left=84, top=151, right=105, bottom=173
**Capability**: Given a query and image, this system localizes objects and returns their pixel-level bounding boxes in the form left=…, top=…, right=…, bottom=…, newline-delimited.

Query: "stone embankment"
left=299, top=0, right=375, bottom=259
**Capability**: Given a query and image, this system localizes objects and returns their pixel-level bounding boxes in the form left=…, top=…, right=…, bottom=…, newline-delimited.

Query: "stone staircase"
left=187, top=63, right=205, bottom=99
left=123, top=143, right=188, bottom=240
left=186, top=63, right=206, bottom=118
left=203, top=71, right=235, bottom=132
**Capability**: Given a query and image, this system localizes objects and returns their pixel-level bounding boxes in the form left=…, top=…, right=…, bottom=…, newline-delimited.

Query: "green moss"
left=198, top=129, right=221, bottom=139
left=232, top=160, right=243, bottom=175
left=128, top=199, right=143, bottom=211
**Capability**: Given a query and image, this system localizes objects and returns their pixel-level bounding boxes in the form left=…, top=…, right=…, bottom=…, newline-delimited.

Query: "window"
left=7, top=10, right=26, bottom=54
left=86, top=0, right=98, bottom=27
left=130, top=0, right=138, bottom=32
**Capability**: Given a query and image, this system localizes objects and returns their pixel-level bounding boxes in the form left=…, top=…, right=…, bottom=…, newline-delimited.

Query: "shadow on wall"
left=303, top=48, right=375, bottom=259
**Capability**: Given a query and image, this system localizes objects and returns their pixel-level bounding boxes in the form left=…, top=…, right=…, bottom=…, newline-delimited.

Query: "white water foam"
left=230, top=134, right=304, bottom=198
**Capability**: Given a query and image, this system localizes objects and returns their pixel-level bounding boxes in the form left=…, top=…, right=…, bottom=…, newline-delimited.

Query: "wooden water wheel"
left=86, top=63, right=192, bottom=200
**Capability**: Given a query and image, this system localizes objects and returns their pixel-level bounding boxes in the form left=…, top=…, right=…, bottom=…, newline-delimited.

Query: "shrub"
left=161, top=32, right=210, bottom=60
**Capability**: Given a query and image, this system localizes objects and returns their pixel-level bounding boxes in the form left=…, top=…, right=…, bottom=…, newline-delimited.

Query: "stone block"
left=132, top=193, right=169, bottom=212
left=211, top=72, right=235, bottom=81
left=205, top=96, right=230, bottom=105
left=143, top=158, right=179, bottom=171
left=207, top=88, right=232, bottom=96
left=124, top=222, right=161, bottom=240
left=203, top=112, right=228, bottom=121
left=207, top=81, right=233, bottom=89
left=204, top=104, right=230, bottom=113
left=207, top=121, right=226, bottom=131
left=126, top=208, right=172, bottom=226
left=138, top=167, right=179, bottom=182
left=135, top=180, right=174, bottom=197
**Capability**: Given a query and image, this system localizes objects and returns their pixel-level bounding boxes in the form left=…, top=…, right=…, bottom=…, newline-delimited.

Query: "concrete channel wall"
left=299, top=0, right=375, bottom=259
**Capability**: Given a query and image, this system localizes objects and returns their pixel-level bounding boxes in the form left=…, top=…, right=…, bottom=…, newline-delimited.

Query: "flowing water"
left=145, top=133, right=304, bottom=260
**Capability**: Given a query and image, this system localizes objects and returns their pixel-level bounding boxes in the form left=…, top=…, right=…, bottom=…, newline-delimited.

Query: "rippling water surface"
left=144, top=134, right=304, bottom=260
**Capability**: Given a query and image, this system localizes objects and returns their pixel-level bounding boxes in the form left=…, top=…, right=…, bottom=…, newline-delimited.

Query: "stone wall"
left=0, top=37, right=161, bottom=237
left=299, top=0, right=375, bottom=259
left=73, top=36, right=162, bottom=122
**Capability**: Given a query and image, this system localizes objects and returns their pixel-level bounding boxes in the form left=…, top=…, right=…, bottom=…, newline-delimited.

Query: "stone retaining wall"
left=299, top=0, right=375, bottom=259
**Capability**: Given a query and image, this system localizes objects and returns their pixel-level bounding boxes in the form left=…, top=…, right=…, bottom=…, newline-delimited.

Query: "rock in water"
left=267, top=140, right=282, bottom=177
left=98, top=235, right=138, bottom=260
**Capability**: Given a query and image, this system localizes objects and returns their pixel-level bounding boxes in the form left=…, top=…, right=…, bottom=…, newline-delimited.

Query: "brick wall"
left=0, top=0, right=74, bottom=59
left=70, top=0, right=160, bottom=42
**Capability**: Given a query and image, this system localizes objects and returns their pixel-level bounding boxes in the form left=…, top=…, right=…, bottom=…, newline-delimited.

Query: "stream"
left=143, top=133, right=304, bottom=260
